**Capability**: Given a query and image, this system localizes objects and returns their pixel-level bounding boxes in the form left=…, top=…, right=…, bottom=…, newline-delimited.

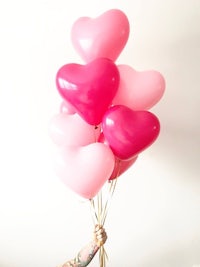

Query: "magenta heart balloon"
left=56, top=58, right=120, bottom=125
left=109, top=156, right=138, bottom=180
left=98, top=132, right=137, bottom=179
left=102, top=105, right=160, bottom=160
left=71, top=9, right=130, bottom=62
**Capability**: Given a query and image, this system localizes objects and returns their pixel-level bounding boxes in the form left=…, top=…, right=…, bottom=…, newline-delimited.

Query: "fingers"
left=94, top=224, right=103, bottom=233
left=93, top=225, right=107, bottom=247
left=94, top=224, right=101, bottom=232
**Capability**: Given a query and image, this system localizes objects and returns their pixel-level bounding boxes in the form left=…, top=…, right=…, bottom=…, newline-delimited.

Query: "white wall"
left=0, top=1, right=199, bottom=267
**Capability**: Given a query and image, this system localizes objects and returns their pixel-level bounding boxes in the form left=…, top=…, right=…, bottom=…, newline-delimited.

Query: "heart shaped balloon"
left=102, top=105, right=160, bottom=160
left=60, top=100, right=76, bottom=114
left=109, top=156, right=138, bottom=180
left=98, top=132, right=138, bottom=179
left=71, top=9, right=130, bottom=62
left=54, top=143, right=115, bottom=199
left=56, top=58, right=120, bottom=125
left=49, top=113, right=101, bottom=147
left=113, top=65, right=166, bottom=110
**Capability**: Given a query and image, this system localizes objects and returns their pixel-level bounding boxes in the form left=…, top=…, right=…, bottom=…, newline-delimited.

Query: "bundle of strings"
left=90, top=177, right=118, bottom=267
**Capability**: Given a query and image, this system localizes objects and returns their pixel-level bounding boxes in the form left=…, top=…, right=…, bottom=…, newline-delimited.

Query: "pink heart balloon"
left=49, top=113, right=101, bottom=147
left=60, top=100, right=76, bottom=114
left=56, top=58, right=119, bottom=125
left=54, top=143, right=115, bottom=199
left=71, top=9, right=130, bottom=62
left=98, top=132, right=138, bottom=179
left=102, top=105, right=160, bottom=160
left=109, top=156, right=138, bottom=180
left=113, top=65, right=165, bottom=110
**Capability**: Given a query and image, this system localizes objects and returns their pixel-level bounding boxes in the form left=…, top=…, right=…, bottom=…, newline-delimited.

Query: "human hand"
left=93, top=225, right=107, bottom=247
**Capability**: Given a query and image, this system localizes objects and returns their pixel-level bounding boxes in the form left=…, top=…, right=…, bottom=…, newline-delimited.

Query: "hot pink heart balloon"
left=113, top=65, right=165, bottom=110
left=71, top=9, right=130, bottom=62
left=102, top=105, right=160, bottom=160
left=109, top=156, right=138, bottom=180
left=56, top=58, right=120, bottom=125
left=54, top=143, right=115, bottom=199
left=49, top=113, right=101, bottom=147
left=98, top=132, right=138, bottom=179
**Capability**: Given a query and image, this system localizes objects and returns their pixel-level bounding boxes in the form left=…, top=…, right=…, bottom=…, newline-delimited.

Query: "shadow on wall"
left=155, top=129, right=199, bottom=186
left=150, top=26, right=200, bottom=188
left=140, top=234, right=200, bottom=267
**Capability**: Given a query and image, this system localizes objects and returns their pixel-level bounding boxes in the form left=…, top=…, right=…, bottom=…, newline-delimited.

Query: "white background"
left=0, top=1, right=200, bottom=267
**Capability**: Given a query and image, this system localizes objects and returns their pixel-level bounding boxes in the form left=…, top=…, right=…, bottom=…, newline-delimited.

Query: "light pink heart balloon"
left=60, top=100, right=76, bottom=115
left=71, top=9, right=130, bottom=62
left=49, top=113, right=101, bottom=147
left=113, top=65, right=165, bottom=110
left=54, top=143, right=115, bottom=199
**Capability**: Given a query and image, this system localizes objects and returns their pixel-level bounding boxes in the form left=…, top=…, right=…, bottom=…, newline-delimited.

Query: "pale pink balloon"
left=60, top=100, right=76, bottom=114
left=113, top=65, right=165, bottom=110
left=49, top=113, right=101, bottom=147
left=71, top=9, right=130, bottom=62
left=54, top=143, right=115, bottom=199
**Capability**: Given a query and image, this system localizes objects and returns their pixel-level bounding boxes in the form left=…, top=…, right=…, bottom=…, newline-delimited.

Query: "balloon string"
left=90, top=194, right=107, bottom=267
left=97, top=190, right=102, bottom=224
left=90, top=159, right=121, bottom=267
left=90, top=198, right=98, bottom=225
left=98, top=159, right=121, bottom=267
left=101, top=178, right=118, bottom=226
left=101, top=159, right=121, bottom=226
left=99, top=235, right=109, bottom=266
left=97, top=191, right=105, bottom=267
left=99, top=245, right=108, bottom=267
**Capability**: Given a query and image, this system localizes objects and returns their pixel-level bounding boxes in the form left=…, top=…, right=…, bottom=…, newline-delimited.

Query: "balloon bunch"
left=49, top=9, right=165, bottom=267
